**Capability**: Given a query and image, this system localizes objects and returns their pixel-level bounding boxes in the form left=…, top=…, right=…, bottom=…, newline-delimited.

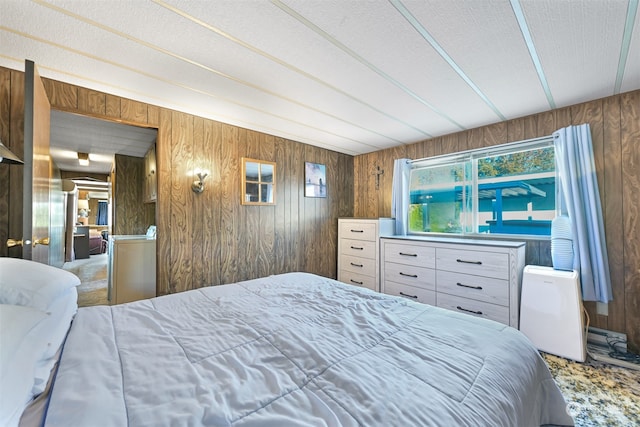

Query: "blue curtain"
left=553, top=124, right=612, bottom=302
left=391, top=158, right=410, bottom=235
left=97, top=201, right=108, bottom=225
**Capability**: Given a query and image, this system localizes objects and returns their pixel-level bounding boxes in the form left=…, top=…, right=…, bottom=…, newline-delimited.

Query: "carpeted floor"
left=542, top=352, right=640, bottom=426
left=63, top=254, right=109, bottom=306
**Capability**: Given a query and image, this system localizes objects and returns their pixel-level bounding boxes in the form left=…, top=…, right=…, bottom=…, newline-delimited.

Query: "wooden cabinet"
left=337, top=218, right=394, bottom=292
left=381, top=237, right=525, bottom=328
left=143, top=144, right=157, bottom=203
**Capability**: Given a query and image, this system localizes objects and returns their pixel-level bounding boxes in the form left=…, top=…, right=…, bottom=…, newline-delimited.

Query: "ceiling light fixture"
left=78, top=152, right=90, bottom=166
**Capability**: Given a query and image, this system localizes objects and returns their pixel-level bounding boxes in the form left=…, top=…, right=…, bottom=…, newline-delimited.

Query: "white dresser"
left=338, top=218, right=394, bottom=292
left=381, top=236, right=525, bottom=328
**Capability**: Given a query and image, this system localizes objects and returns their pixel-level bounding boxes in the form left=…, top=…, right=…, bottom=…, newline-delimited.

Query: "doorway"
left=50, top=110, right=157, bottom=306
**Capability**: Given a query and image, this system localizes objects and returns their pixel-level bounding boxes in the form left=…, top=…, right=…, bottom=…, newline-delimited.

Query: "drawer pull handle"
left=456, top=282, right=483, bottom=290
left=350, top=246, right=364, bottom=250
left=456, top=306, right=483, bottom=315
left=399, top=252, right=418, bottom=257
left=350, top=229, right=364, bottom=233
left=399, top=292, right=418, bottom=299
left=350, top=262, right=363, bottom=268
left=399, top=272, right=418, bottom=278
left=350, top=279, right=363, bottom=285
left=456, top=259, right=482, bottom=265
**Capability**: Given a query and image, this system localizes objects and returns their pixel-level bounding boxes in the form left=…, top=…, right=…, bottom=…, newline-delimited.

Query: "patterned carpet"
left=542, top=352, right=640, bottom=426
left=63, top=254, right=109, bottom=306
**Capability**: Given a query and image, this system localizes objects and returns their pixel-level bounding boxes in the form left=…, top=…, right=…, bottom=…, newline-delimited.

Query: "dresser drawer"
left=339, top=221, right=377, bottom=241
left=339, top=270, right=376, bottom=291
left=384, top=242, right=435, bottom=268
left=436, top=248, right=509, bottom=280
left=383, top=281, right=436, bottom=305
left=341, top=254, right=376, bottom=276
left=437, top=270, right=509, bottom=306
left=341, top=238, right=376, bottom=259
left=384, top=262, right=435, bottom=291
left=436, top=293, right=509, bottom=325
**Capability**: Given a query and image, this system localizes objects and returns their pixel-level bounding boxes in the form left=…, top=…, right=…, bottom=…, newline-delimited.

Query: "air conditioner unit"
left=520, top=265, right=586, bottom=362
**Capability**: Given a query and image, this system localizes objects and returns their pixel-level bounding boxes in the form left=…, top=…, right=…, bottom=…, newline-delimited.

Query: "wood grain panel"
left=121, top=99, right=148, bottom=124
left=169, top=112, right=193, bottom=293
left=191, top=117, right=205, bottom=290
left=105, top=94, right=121, bottom=118
left=219, top=123, right=239, bottom=284
left=507, top=117, right=525, bottom=143
left=42, top=78, right=77, bottom=110
left=206, top=120, right=222, bottom=286
left=113, top=155, right=146, bottom=235
left=77, top=88, right=105, bottom=115
left=156, top=108, right=172, bottom=295
left=259, top=134, right=276, bottom=278
left=484, top=122, right=507, bottom=147
left=274, top=137, right=287, bottom=275
left=602, top=95, right=625, bottom=333
left=148, top=105, right=160, bottom=127
left=621, top=90, right=640, bottom=352
left=289, top=139, right=303, bottom=272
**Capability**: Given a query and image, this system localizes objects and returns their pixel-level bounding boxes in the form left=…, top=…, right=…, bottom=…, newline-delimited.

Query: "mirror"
left=242, top=158, right=276, bottom=205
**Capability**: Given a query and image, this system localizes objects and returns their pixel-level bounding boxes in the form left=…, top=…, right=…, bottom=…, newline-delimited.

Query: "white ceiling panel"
left=521, top=0, right=630, bottom=108
left=1, top=0, right=638, bottom=175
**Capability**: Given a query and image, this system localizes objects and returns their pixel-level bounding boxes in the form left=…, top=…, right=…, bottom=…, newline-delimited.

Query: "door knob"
left=7, top=238, right=24, bottom=247
left=33, top=237, right=50, bottom=246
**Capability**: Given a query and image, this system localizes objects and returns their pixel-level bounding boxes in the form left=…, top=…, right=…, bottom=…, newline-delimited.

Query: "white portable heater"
left=520, top=265, right=586, bottom=362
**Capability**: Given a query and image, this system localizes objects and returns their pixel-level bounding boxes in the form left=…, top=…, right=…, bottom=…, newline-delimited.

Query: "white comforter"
left=45, top=272, right=573, bottom=426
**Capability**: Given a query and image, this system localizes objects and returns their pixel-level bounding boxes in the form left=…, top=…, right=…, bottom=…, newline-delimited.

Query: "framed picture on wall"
left=305, top=162, right=327, bottom=198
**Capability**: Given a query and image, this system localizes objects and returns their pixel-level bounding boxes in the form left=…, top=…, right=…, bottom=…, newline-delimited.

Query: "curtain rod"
left=408, top=135, right=553, bottom=164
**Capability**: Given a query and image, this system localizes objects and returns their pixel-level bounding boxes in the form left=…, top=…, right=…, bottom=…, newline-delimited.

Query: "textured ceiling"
left=1, top=0, right=639, bottom=172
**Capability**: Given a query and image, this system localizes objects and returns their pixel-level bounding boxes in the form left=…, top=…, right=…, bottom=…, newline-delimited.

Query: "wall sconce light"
left=78, top=152, right=90, bottom=166
left=0, top=138, right=23, bottom=164
left=191, top=169, right=209, bottom=193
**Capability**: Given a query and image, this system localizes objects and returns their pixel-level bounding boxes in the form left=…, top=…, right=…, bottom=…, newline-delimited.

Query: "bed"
left=1, top=259, right=574, bottom=427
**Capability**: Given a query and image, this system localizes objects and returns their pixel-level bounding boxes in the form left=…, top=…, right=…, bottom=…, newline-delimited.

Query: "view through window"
left=408, top=140, right=555, bottom=237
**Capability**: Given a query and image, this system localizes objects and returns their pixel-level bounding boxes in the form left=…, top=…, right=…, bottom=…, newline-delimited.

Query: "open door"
left=22, top=60, right=51, bottom=263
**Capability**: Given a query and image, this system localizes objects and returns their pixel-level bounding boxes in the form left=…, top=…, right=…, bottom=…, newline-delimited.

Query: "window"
left=408, top=138, right=555, bottom=237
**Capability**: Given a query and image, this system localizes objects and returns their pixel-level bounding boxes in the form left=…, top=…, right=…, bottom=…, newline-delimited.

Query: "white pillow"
left=0, top=258, right=80, bottom=311
left=0, top=304, right=50, bottom=427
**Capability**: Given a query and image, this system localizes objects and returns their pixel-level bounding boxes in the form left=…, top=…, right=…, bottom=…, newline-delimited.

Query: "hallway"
left=63, top=253, right=108, bottom=306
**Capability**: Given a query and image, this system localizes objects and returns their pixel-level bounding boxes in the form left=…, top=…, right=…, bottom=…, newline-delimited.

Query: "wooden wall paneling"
left=287, top=140, right=306, bottom=271
left=274, top=137, right=287, bottom=275
left=204, top=119, right=222, bottom=287
left=147, top=105, right=160, bottom=127
left=365, top=153, right=378, bottom=217
left=0, top=68, right=10, bottom=257
left=42, top=78, right=77, bottom=110
left=327, top=150, right=340, bottom=277
left=621, top=90, right=640, bottom=352
left=522, top=114, right=538, bottom=140
left=191, top=116, right=205, bottom=290
left=8, top=70, right=24, bottom=258
left=113, top=155, right=145, bottom=235
left=456, top=130, right=470, bottom=153
left=259, top=134, right=276, bottom=278
left=430, top=137, right=443, bottom=157
left=169, top=112, right=193, bottom=293
left=602, top=95, right=625, bottom=334
left=555, top=106, right=572, bottom=129
left=484, top=122, right=507, bottom=147
left=219, top=123, right=240, bottom=284
left=318, top=147, right=330, bottom=277
left=507, top=117, right=526, bottom=143
left=302, top=145, right=319, bottom=274
left=105, top=94, right=121, bottom=119
left=466, top=127, right=484, bottom=150
left=121, top=99, right=148, bottom=124
left=157, top=108, right=172, bottom=294
left=535, top=111, right=556, bottom=137
left=77, top=88, right=106, bottom=116
left=353, top=154, right=365, bottom=216
left=243, top=130, right=260, bottom=280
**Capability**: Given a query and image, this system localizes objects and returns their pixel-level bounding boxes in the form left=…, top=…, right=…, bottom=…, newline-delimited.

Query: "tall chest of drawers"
left=338, top=218, right=395, bottom=292
left=381, top=236, right=525, bottom=328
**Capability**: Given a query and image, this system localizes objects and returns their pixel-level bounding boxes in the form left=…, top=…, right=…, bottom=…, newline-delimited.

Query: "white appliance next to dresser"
left=108, top=229, right=156, bottom=305
left=337, top=218, right=394, bottom=292
left=380, top=236, right=525, bottom=328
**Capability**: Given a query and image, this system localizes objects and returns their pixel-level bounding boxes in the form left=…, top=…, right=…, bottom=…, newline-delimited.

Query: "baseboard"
left=586, top=327, right=640, bottom=370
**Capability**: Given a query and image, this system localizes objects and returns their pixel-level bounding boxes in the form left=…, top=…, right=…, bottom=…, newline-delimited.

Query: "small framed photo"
left=305, top=162, right=326, bottom=198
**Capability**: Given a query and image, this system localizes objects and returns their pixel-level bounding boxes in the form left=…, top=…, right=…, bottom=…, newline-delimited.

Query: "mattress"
left=44, top=272, right=573, bottom=426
